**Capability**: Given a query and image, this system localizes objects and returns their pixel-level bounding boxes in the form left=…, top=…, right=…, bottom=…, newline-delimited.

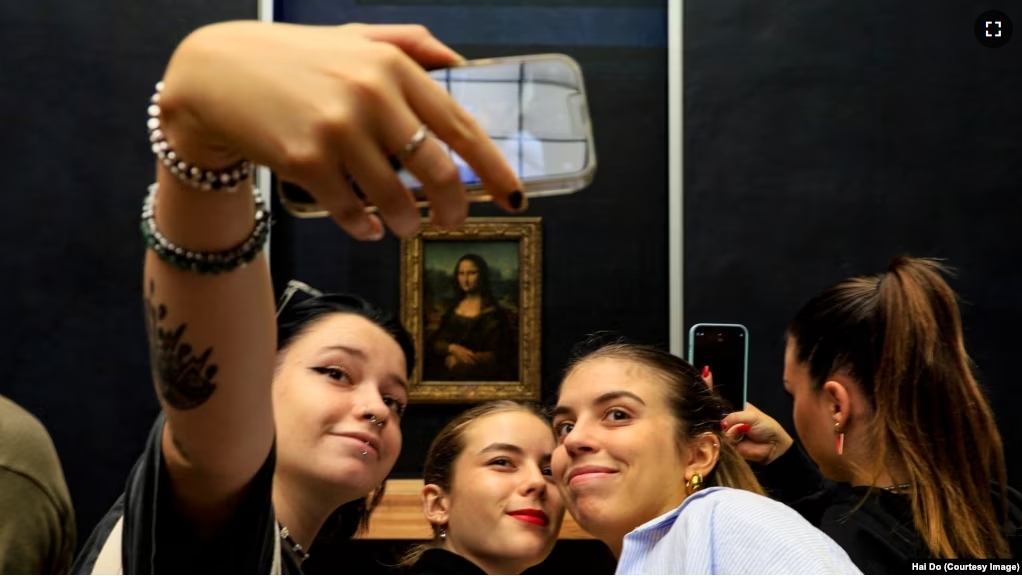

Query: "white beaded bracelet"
left=147, top=82, right=254, bottom=192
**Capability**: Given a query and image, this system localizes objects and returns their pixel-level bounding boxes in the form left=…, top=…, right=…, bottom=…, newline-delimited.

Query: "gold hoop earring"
left=686, top=473, right=704, bottom=494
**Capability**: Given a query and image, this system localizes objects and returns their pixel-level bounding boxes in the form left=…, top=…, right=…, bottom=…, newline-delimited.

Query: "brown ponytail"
left=564, top=340, right=765, bottom=496
left=788, top=256, right=1009, bottom=558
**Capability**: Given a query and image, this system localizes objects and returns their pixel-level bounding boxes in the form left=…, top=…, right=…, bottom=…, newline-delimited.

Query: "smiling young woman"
left=401, top=401, right=564, bottom=575
left=551, top=340, right=862, bottom=575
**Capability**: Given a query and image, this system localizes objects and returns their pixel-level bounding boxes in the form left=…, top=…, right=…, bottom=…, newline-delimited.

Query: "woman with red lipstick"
left=72, top=20, right=524, bottom=574
left=402, top=401, right=564, bottom=575
left=719, top=258, right=1021, bottom=572
left=551, top=339, right=862, bottom=574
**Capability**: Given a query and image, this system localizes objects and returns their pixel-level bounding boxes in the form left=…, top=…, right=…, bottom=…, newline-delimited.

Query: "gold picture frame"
left=401, top=218, right=542, bottom=402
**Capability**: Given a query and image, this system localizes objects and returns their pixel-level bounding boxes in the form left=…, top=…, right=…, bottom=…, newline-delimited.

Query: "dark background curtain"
left=683, top=0, right=1021, bottom=494
left=0, top=0, right=257, bottom=559
left=272, top=3, right=665, bottom=571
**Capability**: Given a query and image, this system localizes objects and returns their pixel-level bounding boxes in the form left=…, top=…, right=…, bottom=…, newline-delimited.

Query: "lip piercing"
left=362, top=440, right=371, bottom=457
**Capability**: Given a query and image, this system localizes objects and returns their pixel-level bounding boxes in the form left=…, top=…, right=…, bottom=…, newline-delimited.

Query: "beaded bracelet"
left=147, top=82, right=254, bottom=192
left=140, top=184, right=271, bottom=274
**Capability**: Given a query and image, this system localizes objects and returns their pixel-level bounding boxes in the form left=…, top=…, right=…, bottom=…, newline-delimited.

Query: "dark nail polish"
left=509, top=190, right=523, bottom=211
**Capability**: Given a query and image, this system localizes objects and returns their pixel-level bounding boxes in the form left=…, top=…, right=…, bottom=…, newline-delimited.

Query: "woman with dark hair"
left=72, top=19, right=522, bottom=574
left=400, top=401, right=563, bottom=574
left=721, top=257, right=1021, bottom=572
left=75, top=280, right=416, bottom=574
left=426, top=254, right=515, bottom=382
left=551, top=340, right=861, bottom=574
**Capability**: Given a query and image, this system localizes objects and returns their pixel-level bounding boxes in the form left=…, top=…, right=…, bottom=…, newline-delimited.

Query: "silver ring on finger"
left=395, top=125, right=429, bottom=163
left=735, top=434, right=746, bottom=443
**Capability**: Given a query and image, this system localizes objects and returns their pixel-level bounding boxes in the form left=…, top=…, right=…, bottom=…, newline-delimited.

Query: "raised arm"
left=145, top=169, right=275, bottom=528
left=720, top=403, right=824, bottom=503
left=145, top=21, right=522, bottom=530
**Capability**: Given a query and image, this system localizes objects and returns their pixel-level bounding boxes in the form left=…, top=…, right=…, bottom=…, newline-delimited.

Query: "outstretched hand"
left=158, top=22, right=523, bottom=240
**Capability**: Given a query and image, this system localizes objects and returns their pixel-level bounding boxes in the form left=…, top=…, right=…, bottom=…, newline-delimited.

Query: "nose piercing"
left=363, top=406, right=385, bottom=428
left=363, top=406, right=377, bottom=423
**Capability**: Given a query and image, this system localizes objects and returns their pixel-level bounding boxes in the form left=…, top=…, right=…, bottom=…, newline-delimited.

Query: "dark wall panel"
left=685, top=0, right=1022, bottom=483
left=0, top=0, right=257, bottom=547
left=270, top=44, right=669, bottom=482
left=273, top=2, right=669, bottom=477
left=273, top=2, right=667, bottom=571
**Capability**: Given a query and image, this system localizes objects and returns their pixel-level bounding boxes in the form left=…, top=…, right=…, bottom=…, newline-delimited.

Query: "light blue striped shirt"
left=616, top=486, right=863, bottom=575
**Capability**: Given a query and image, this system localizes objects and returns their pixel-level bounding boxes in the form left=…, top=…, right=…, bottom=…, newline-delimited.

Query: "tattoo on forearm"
left=144, top=279, right=218, bottom=410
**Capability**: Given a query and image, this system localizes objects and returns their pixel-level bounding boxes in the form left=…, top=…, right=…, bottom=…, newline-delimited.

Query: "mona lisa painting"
left=401, top=218, right=542, bottom=402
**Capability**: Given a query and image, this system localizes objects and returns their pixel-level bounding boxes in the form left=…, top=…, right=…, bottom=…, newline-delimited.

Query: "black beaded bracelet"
left=140, top=184, right=271, bottom=274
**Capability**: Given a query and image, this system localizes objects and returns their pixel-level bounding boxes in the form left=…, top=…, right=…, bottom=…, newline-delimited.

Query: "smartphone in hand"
left=688, top=323, right=749, bottom=413
left=278, top=53, right=596, bottom=217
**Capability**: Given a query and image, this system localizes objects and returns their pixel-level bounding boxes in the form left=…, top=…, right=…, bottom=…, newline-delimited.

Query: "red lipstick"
left=508, top=509, right=549, bottom=526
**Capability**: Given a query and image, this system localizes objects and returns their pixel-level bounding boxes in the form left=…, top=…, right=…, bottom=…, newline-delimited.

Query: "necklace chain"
left=279, top=525, right=310, bottom=562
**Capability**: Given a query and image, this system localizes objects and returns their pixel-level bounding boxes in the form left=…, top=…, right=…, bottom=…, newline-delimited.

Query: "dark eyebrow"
left=595, top=390, right=646, bottom=406
left=552, top=390, right=646, bottom=419
left=551, top=405, right=573, bottom=420
left=479, top=442, right=525, bottom=456
left=479, top=443, right=552, bottom=465
left=323, top=345, right=408, bottom=391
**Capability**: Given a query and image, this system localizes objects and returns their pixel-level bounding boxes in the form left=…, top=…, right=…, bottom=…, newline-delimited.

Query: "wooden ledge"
left=360, top=479, right=592, bottom=540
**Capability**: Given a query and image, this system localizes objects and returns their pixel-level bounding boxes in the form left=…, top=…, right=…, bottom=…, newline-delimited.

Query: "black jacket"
left=406, top=548, right=487, bottom=575
left=755, top=445, right=1022, bottom=573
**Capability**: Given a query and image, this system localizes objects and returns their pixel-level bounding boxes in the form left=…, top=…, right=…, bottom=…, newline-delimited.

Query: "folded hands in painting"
left=447, top=343, right=478, bottom=367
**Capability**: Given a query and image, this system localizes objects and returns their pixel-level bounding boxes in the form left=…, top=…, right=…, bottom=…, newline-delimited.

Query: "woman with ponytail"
left=550, top=338, right=861, bottom=574
left=722, top=257, right=1021, bottom=572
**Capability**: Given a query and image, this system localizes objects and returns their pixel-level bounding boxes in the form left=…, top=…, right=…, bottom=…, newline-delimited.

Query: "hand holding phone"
left=688, top=324, right=749, bottom=412
left=278, top=53, right=596, bottom=217
left=720, top=403, right=794, bottom=465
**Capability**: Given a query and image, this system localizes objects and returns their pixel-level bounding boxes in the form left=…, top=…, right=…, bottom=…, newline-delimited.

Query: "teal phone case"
left=687, top=323, right=749, bottom=407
